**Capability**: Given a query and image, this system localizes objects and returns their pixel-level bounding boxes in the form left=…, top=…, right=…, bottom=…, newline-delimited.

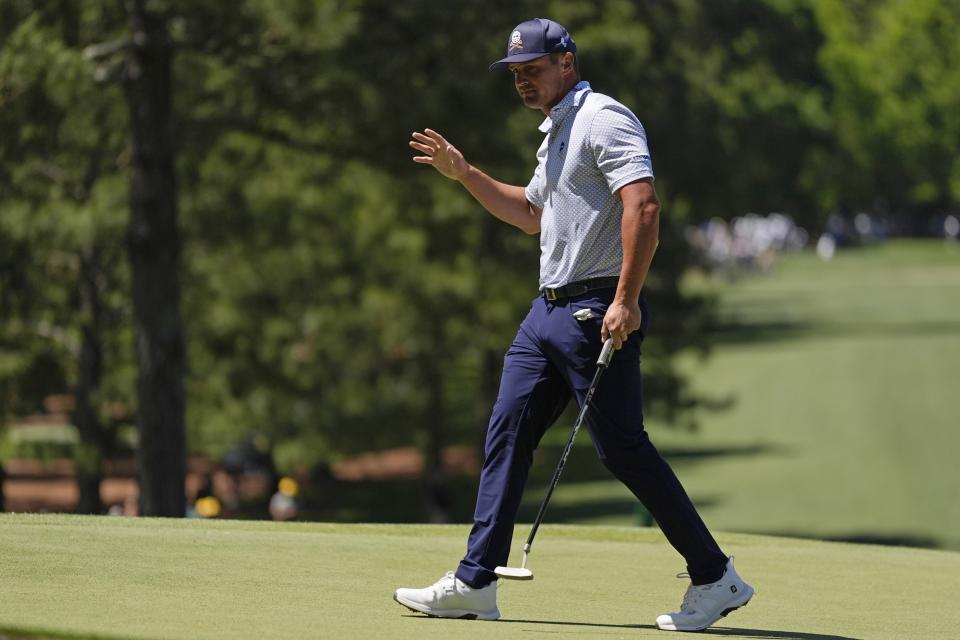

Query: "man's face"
left=509, top=53, right=571, bottom=111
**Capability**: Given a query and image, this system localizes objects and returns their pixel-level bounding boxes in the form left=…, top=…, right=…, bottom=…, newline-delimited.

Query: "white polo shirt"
left=524, top=81, right=655, bottom=290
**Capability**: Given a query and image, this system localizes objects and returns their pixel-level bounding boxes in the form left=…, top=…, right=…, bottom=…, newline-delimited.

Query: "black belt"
left=542, top=276, right=619, bottom=301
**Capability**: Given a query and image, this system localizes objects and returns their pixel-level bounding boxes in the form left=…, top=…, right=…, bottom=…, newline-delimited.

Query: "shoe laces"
left=675, top=572, right=715, bottom=614
left=432, top=571, right=458, bottom=595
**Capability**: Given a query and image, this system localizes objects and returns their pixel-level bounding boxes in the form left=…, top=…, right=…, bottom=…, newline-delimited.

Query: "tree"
left=1, top=2, right=132, bottom=514
left=122, top=0, right=186, bottom=517
left=9, top=0, right=910, bottom=522
left=813, top=0, right=960, bottom=222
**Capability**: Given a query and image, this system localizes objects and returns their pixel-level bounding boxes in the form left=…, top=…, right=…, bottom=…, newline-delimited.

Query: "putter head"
left=494, top=566, right=534, bottom=580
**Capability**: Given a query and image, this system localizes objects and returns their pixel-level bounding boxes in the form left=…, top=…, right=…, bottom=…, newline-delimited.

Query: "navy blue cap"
left=489, top=18, right=577, bottom=71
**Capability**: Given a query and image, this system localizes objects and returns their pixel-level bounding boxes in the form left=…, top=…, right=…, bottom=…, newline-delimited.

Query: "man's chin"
left=520, top=94, right=541, bottom=109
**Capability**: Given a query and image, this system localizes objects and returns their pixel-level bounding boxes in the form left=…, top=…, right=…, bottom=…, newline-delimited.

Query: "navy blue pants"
left=455, top=288, right=728, bottom=588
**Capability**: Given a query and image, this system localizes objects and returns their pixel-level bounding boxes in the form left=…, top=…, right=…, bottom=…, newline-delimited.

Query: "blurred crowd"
left=686, top=213, right=808, bottom=275
left=688, top=210, right=960, bottom=271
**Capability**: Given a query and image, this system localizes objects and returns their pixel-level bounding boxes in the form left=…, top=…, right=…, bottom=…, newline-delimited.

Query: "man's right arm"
left=410, top=128, right=541, bottom=234
left=458, top=165, right=541, bottom=234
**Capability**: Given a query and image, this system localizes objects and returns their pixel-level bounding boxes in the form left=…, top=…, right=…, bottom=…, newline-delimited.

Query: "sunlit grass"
left=1, top=514, right=958, bottom=639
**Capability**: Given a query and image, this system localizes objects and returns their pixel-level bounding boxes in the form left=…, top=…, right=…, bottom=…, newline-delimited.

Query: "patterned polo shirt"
left=525, top=81, right=655, bottom=290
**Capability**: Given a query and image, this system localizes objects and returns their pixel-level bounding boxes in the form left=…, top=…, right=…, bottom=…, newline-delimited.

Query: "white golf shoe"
left=394, top=572, right=500, bottom=620
left=656, top=558, right=753, bottom=632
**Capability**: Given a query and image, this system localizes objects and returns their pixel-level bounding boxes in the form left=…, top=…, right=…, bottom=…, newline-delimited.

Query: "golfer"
left=396, top=18, right=753, bottom=632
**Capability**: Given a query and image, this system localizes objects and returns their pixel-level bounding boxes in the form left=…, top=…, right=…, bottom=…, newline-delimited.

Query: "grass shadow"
left=526, top=442, right=788, bottom=485
left=710, top=319, right=811, bottom=345
left=492, top=618, right=861, bottom=639
left=660, top=443, right=792, bottom=461
left=0, top=624, right=161, bottom=640
left=304, top=442, right=786, bottom=524
left=516, top=494, right=722, bottom=524
left=768, top=530, right=942, bottom=550
left=302, top=474, right=479, bottom=523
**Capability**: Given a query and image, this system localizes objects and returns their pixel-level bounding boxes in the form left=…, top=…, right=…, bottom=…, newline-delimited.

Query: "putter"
left=494, top=337, right=616, bottom=581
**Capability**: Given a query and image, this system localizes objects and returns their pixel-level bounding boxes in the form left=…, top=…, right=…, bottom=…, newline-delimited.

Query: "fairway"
left=2, top=514, right=959, bottom=639
left=664, top=241, right=960, bottom=549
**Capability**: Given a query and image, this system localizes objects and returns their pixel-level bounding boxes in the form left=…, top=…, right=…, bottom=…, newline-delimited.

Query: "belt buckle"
left=545, top=288, right=558, bottom=301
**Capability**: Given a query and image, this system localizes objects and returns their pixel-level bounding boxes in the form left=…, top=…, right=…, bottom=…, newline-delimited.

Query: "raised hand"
left=409, top=129, right=470, bottom=181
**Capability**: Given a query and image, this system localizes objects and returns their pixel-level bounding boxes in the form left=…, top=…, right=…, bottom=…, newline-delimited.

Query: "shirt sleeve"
left=590, top=105, right=655, bottom=194
left=524, top=138, right=549, bottom=210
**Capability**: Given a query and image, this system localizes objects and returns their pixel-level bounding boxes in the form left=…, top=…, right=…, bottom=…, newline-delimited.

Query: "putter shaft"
left=521, top=339, right=614, bottom=555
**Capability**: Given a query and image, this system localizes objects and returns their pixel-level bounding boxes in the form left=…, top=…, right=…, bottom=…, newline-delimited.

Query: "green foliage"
left=0, top=3, right=131, bottom=437
left=2, top=0, right=958, bottom=492
left=549, top=0, right=830, bottom=222
left=814, top=0, right=960, bottom=213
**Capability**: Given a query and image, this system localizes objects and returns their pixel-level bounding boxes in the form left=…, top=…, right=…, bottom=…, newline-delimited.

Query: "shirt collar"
left=538, top=81, right=592, bottom=133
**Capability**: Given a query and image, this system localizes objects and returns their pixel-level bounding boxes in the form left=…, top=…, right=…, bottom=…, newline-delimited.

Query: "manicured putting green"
left=2, top=514, right=958, bottom=639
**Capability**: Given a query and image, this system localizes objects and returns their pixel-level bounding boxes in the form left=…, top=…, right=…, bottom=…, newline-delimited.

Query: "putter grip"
left=598, top=338, right=615, bottom=367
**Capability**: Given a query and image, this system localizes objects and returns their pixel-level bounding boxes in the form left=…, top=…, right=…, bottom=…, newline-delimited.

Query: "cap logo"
left=509, top=29, right=523, bottom=52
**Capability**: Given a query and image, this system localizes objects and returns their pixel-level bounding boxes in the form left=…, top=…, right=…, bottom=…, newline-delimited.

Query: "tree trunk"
left=74, top=247, right=105, bottom=514
left=124, top=0, right=186, bottom=517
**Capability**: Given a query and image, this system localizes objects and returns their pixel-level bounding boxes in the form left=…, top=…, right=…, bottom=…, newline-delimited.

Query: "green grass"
left=518, top=240, right=960, bottom=550
left=2, top=514, right=959, bottom=639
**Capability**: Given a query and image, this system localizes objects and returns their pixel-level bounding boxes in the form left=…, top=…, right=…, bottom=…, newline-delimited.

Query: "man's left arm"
left=602, top=178, right=660, bottom=349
